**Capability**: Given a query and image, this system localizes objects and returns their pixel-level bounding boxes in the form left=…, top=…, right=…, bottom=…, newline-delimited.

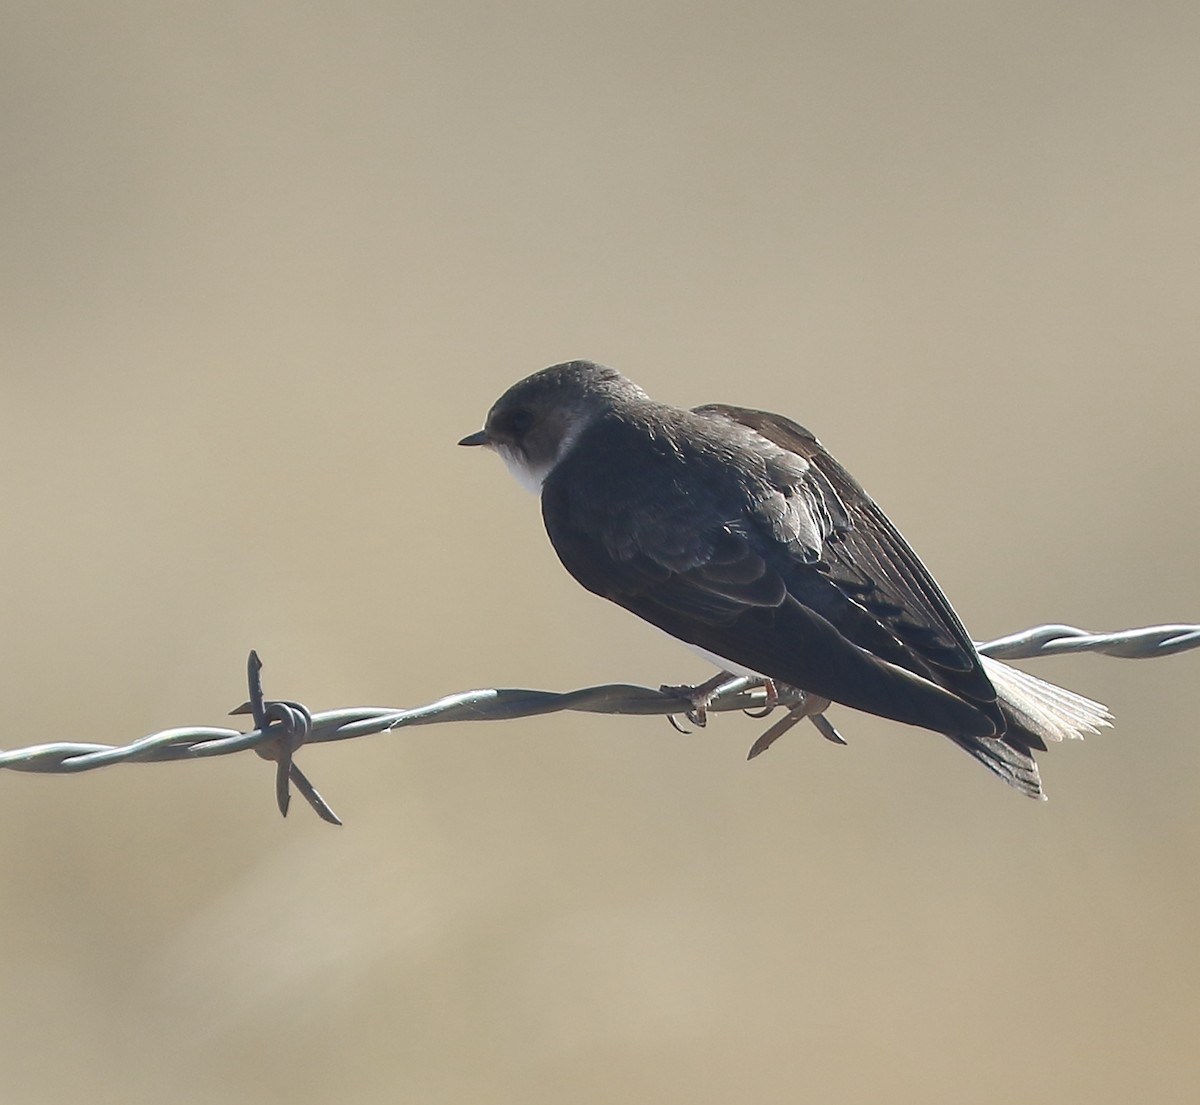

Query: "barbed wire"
left=1, top=622, right=1196, bottom=824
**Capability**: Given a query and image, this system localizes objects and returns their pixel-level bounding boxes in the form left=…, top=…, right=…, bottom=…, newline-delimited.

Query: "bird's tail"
left=949, top=657, right=1112, bottom=799
left=982, top=656, right=1113, bottom=745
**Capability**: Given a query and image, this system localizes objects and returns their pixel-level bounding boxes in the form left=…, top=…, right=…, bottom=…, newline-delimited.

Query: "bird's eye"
left=506, top=408, right=535, bottom=435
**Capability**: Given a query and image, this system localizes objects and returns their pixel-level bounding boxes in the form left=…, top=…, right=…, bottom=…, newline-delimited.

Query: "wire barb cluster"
left=1, top=622, right=1196, bottom=824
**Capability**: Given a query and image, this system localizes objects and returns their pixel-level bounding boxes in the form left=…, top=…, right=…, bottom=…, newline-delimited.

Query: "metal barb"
left=229, top=651, right=336, bottom=825
left=745, top=692, right=834, bottom=759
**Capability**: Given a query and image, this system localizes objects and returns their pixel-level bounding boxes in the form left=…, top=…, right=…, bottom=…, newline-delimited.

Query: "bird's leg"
left=660, top=670, right=741, bottom=730
left=746, top=692, right=837, bottom=759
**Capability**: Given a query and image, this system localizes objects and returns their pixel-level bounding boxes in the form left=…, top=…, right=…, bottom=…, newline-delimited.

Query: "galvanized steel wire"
left=1, top=622, right=1196, bottom=824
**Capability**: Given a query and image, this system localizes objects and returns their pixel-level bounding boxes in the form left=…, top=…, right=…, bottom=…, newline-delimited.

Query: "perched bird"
left=459, top=360, right=1109, bottom=797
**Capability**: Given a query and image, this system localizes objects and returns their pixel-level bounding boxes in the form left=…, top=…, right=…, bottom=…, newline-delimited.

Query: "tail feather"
left=946, top=657, right=1112, bottom=799
left=947, top=730, right=1047, bottom=800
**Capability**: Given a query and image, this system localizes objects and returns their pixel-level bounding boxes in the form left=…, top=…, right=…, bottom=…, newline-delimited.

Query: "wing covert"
left=696, top=404, right=999, bottom=710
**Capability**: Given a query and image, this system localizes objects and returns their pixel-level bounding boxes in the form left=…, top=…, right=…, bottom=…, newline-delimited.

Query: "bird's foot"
left=660, top=671, right=740, bottom=731
left=742, top=678, right=779, bottom=718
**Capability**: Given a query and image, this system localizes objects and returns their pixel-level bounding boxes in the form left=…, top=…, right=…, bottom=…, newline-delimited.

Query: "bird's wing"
left=540, top=409, right=1002, bottom=738
left=696, top=404, right=998, bottom=703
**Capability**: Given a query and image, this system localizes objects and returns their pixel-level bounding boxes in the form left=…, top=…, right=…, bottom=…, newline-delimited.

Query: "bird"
left=458, top=359, right=1110, bottom=798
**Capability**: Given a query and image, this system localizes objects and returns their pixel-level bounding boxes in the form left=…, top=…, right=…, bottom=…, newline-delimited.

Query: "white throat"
left=495, top=419, right=589, bottom=496
left=497, top=445, right=552, bottom=495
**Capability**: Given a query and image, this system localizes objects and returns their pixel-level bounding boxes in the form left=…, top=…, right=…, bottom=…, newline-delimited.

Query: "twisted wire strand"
left=1, top=622, right=1195, bottom=822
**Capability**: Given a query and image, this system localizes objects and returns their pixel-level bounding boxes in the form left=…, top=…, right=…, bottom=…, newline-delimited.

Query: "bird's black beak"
left=458, top=430, right=489, bottom=447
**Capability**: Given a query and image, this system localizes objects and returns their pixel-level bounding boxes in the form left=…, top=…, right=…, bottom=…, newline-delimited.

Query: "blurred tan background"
left=2, top=2, right=1198, bottom=1102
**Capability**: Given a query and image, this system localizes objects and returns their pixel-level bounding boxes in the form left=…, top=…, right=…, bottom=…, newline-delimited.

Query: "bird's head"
left=459, top=360, right=644, bottom=492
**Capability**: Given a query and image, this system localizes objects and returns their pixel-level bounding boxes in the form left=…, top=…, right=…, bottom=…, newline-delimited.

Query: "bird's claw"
left=660, top=671, right=736, bottom=733
left=667, top=713, right=694, bottom=735
left=742, top=678, right=779, bottom=719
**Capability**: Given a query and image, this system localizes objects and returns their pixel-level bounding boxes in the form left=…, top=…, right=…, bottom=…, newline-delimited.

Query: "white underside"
left=650, top=626, right=768, bottom=680
left=979, top=654, right=1111, bottom=741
